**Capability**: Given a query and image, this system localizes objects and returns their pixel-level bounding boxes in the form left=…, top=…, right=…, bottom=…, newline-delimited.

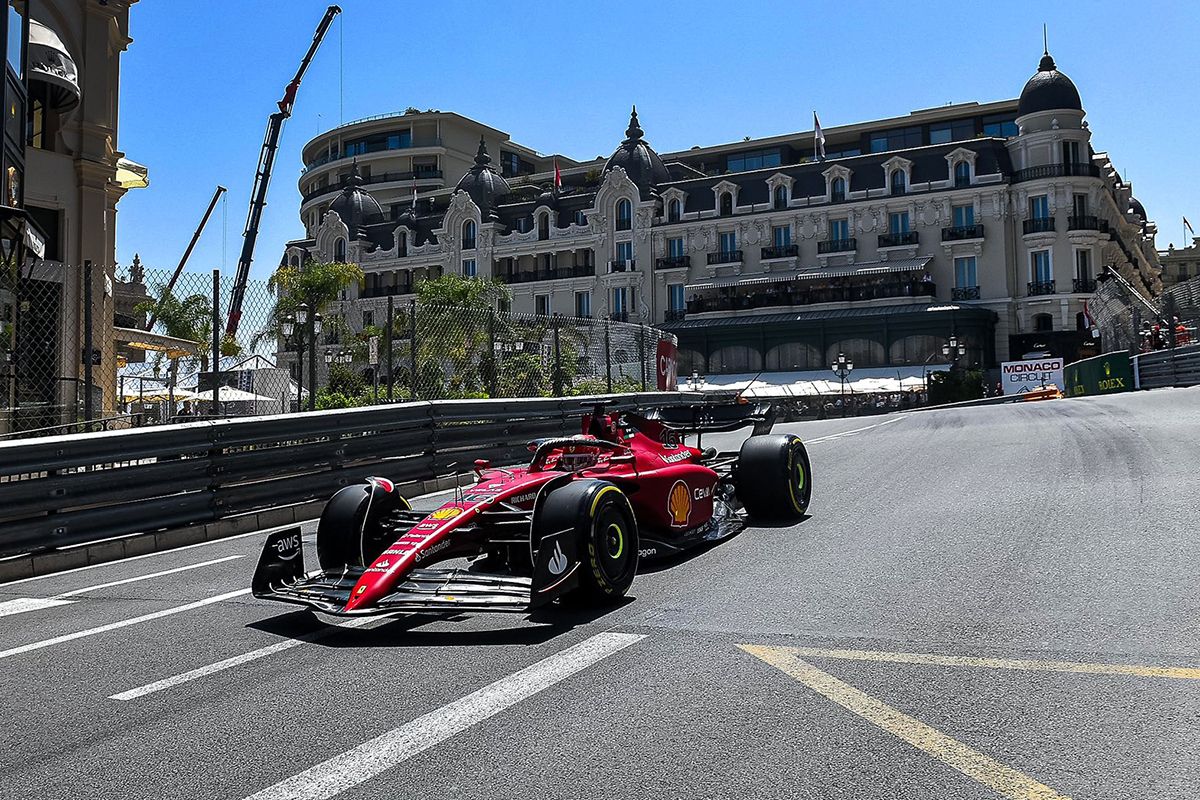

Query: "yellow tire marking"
left=589, top=485, right=622, bottom=518
left=738, top=644, right=1071, bottom=800
left=765, top=645, right=1200, bottom=681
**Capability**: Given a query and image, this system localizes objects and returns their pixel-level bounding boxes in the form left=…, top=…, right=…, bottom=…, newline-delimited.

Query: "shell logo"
left=429, top=506, right=462, bottom=521
left=667, top=480, right=691, bottom=528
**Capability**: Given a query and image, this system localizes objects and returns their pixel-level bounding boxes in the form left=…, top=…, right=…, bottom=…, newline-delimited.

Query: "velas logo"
left=428, top=506, right=462, bottom=521
left=667, top=480, right=691, bottom=528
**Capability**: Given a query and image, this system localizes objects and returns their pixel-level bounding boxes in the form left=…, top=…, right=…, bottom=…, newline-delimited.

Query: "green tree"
left=135, top=286, right=213, bottom=372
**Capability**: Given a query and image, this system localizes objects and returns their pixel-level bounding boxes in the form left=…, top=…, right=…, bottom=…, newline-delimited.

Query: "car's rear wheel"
left=534, top=480, right=638, bottom=605
left=317, top=482, right=410, bottom=571
left=736, top=434, right=811, bottom=519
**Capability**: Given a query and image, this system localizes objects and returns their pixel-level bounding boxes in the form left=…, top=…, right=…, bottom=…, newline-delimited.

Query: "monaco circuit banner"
left=1001, top=357, right=1065, bottom=395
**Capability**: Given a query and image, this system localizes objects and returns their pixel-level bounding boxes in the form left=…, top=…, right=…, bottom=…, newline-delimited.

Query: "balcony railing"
left=951, top=286, right=981, bottom=301
left=878, top=231, right=918, bottom=248
left=302, top=169, right=445, bottom=202
left=1012, top=162, right=1101, bottom=183
left=706, top=250, right=743, bottom=265
left=664, top=309, right=687, bottom=322
left=1068, top=215, right=1101, bottom=231
left=941, top=224, right=985, bottom=241
left=361, top=284, right=414, bottom=298
left=1023, top=217, right=1056, bottom=234
left=817, top=238, right=857, bottom=254
left=302, top=138, right=445, bottom=173
left=760, top=244, right=799, bottom=260
left=656, top=256, right=691, bottom=269
left=1072, top=278, right=1097, bottom=293
left=608, top=259, right=636, bottom=273
left=498, top=264, right=596, bottom=284
left=609, top=311, right=630, bottom=322
left=686, top=279, right=936, bottom=314
left=1028, top=280, right=1057, bottom=296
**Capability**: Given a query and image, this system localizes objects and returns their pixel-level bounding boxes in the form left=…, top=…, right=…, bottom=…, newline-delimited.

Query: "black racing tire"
left=317, top=482, right=411, bottom=571
left=736, top=434, right=811, bottom=520
left=534, top=479, right=638, bottom=606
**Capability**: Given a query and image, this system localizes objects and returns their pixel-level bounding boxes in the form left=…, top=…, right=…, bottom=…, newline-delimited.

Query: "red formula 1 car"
left=252, top=400, right=811, bottom=616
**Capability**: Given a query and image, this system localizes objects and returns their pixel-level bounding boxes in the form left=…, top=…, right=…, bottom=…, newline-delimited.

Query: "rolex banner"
left=1064, top=351, right=1133, bottom=397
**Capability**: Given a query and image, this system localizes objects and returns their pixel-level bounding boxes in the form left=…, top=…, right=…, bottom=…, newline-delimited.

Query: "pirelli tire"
left=736, top=434, right=811, bottom=520
left=317, top=482, right=411, bottom=572
left=536, top=479, right=639, bottom=606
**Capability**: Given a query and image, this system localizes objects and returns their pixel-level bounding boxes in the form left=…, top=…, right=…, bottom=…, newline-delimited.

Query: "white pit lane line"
left=241, top=632, right=646, bottom=800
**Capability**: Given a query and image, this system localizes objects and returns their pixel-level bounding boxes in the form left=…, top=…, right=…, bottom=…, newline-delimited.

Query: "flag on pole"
left=553, top=157, right=562, bottom=191
left=813, top=112, right=826, bottom=160
left=1185, top=216, right=1195, bottom=236
left=411, top=175, right=418, bottom=210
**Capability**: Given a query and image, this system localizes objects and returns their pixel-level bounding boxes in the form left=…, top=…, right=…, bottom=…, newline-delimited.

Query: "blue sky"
left=115, top=0, right=1199, bottom=279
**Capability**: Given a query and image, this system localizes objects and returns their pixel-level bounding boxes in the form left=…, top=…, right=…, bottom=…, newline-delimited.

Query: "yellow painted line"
left=771, top=645, right=1200, bottom=681
left=739, top=644, right=1071, bottom=800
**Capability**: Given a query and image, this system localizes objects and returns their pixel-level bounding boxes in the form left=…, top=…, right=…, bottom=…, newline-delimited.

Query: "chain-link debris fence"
left=1088, top=271, right=1200, bottom=354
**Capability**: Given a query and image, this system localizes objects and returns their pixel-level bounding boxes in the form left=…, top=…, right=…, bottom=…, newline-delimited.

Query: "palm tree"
left=135, top=286, right=213, bottom=373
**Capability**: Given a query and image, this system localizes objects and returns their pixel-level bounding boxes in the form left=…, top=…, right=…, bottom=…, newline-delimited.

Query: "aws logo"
left=668, top=480, right=692, bottom=528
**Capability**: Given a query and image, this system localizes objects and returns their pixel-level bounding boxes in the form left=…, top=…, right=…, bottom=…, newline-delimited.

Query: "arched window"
left=537, top=212, right=550, bottom=241
left=954, top=160, right=971, bottom=188
left=890, top=170, right=907, bottom=196
left=462, top=220, right=476, bottom=250
left=667, top=198, right=681, bottom=223
left=1034, top=313, right=1054, bottom=332
left=334, top=238, right=346, bottom=262
left=718, top=192, right=733, bottom=216
left=773, top=185, right=788, bottom=210
left=289, top=254, right=300, bottom=267
left=398, top=230, right=407, bottom=257
left=616, top=199, right=632, bottom=231
left=830, top=177, right=846, bottom=202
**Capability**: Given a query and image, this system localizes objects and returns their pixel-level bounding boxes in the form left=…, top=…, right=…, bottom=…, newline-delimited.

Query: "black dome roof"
left=1018, top=51, right=1083, bottom=116
left=329, top=163, right=384, bottom=237
left=454, top=137, right=511, bottom=220
left=1129, top=197, right=1146, bottom=219
left=604, top=107, right=670, bottom=200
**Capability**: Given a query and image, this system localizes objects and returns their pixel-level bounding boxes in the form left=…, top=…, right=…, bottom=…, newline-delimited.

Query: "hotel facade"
left=285, top=50, right=1162, bottom=376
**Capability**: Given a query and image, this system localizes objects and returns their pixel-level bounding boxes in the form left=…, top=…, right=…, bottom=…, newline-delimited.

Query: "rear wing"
left=639, top=400, right=777, bottom=436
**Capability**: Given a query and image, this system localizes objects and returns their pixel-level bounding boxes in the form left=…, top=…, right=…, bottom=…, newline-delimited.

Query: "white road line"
left=54, top=554, right=244, bottom=598
left=0, top=588, right=251, bottom=661
left=110, top=617, right=383, bottom=701
left=0, top=597, right=75, bottom=617
left=805, top=416, right=902, bottom=444
left=241, top=631, right=646, bottom=800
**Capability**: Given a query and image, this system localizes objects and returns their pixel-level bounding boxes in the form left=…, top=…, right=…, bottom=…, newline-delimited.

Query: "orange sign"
left=668, top=480, right=691, bottom=528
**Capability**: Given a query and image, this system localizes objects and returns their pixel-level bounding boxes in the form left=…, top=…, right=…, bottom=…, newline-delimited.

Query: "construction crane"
left=225, top=4, right=342, bottom=338
left=146, top=184, right=226, bottom=329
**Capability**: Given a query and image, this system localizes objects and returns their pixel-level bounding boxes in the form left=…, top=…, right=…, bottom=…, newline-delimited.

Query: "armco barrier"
left=0, top=393, right=694, bottom=561
left=1133, top=343, right=1200, bottom=389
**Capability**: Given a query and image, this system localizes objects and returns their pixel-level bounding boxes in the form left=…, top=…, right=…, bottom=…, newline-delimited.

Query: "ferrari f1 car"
left=252, top=400, right=811, bottom=616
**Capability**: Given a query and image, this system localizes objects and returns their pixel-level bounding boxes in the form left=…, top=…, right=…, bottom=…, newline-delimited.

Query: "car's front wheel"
left=317, top=481, right=410, bottom=571
left=736, top=434, right=811, bottom=520
left=534, top=480, right=639, bottom=606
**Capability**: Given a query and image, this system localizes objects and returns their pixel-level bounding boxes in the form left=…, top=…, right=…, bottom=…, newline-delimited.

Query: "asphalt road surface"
left=2, top=387, right=1198, bottom=800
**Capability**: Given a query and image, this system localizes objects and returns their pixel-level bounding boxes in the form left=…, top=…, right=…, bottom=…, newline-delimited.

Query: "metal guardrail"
left=1133, top=343, right=1200, bottom=389
left=0, top=393, right=694, bottom=559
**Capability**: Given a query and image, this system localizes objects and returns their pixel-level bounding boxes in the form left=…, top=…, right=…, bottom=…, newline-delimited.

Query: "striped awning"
left=687, top=256, right=931, bottom=293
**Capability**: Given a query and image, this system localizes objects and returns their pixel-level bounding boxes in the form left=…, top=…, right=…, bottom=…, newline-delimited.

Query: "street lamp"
left=281, top=302, right=321, bottom=411
left=831, top=353, right=854, bottom=417
left=942, top=334, right=963, bottom=368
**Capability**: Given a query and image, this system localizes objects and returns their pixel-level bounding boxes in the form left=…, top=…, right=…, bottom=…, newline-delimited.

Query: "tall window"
left=1034, top=313, right=1054, bottom=332
left=719, top=192, right=733, bottom=216
left=888, top=212, right=910, bottom=234
left=668, top=237, right=686, bottom=258
left=334, top=238, right=346, bottom=261
left=667, top=199, right=681, bottom=223
left=1062, top=140, right=1081, bottom=165
left=535, top=294, right=550, bottom=316
left=890, top=170, right=907, bottom=196
left=954, top=256, right=977, bottom=288
left=954, top=161, right=971, bottom=188
left=830, top=177, right=846, bottom=202
left=575, top=291, right=591, bottom=318
left=1031, top=250, right=1052, bottom=283
left=829, top=218, right=849, bottom=241
left=612, top=286, right=630, bottom=314
left=616, top=199, right=632, bottom=230
left=462, top=258, right=476, bottom=278
left=616, top=240, right=633, bottom=264
left=773, top=185, right=788, bottom=210
left=982, top=114, right=1017, bottom=138
left=668, top=284, right=685, bottom=312
left=772, top=225, right=791, bottom=248
left=1075, top=249, right=1091, bottom=281
left=1029, top=195, right=1049, bottom=219
left=574, top=210, right=587, bottom=226
left=537, top=212, right=550, bottom=240
left=719, top=231, right=737, bottom=255
left=1072, top=193, right=1088, bottom=218
left=952, top=204, right=975, bottom=228
left=462, top=220, right=476, bottom=250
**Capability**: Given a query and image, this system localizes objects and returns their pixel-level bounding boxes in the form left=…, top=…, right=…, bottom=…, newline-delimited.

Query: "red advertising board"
left=656, top=338, right=678, bottom=390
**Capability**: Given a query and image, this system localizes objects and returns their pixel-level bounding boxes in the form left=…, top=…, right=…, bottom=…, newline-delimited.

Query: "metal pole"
left=487, top=307, right=497, bottom=397
left=307, top=315, right=317, bottom=411
left=211, top=269, right=221, bottom=418
left=639, top=324, right=647, bottom=391
left=295, top=338, right=304, bottom=413
left=604, top=320, right=612, bottom=393
left=840, top=375, right=846, bottom=417
left=82, top=260, right=94, bottom=423
left=385, top=295, right=394, bottom=403
left=409, top=298, right=418, bottom=401
left=552, top=314, right=563, bottom=396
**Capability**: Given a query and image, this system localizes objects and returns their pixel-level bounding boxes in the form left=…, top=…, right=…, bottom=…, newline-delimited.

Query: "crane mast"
left=225, top=4, right=341, bottom=338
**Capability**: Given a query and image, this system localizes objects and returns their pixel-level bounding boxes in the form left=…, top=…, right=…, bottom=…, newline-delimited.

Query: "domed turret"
left=1128, top=197, right=1146, bottom=220
left=603, top=106, right=670, bottom=200
left=454, top=137, right=511, bottom=220
left=1017, top=50, right=1083, bottom=117
left=329, top=162, right=384, bottom=237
